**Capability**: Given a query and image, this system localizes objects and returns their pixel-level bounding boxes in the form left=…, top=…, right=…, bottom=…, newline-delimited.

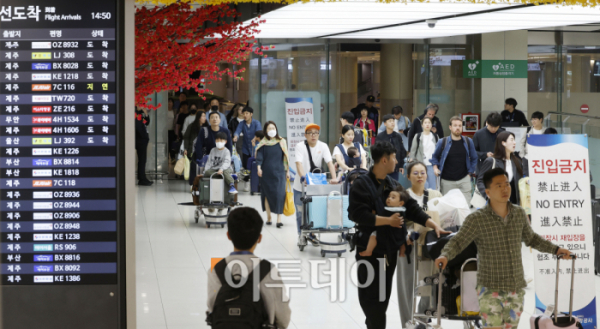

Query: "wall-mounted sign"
left=463, top=60, right=528, bottom=79
left=581, top=104, right=590, bottom=114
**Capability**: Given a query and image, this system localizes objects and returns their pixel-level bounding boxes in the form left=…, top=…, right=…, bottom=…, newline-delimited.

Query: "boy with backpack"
left=206, top=207, right=291, bottom=329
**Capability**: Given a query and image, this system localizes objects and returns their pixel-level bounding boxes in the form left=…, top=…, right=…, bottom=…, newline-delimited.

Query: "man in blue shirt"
left=209, top=98, right=228, bottom=129
left=233, top=107, right=262, bottom=169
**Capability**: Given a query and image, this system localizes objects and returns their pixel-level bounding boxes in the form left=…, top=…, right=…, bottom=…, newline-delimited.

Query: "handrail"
left=546, top=111, right=600, bottom=121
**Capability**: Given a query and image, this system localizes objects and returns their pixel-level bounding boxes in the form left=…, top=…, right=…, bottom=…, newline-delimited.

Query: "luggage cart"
left=297, top=181, right=350, bottom=257
left=406, top=241, right=481, bottom=329
left=191, top=162, right=242, bottom=228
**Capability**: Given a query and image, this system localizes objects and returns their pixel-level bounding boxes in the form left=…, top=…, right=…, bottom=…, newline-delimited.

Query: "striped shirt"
left=440, top=202, right=558, bottom=291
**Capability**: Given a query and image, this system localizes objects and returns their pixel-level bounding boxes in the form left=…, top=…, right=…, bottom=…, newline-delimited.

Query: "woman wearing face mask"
left=194, top=111, right=233, bottom=171
left=476, top=131, right=526, bottom=205
left=409, top=117, right=439, bottom=190
left=256, top=121, right=290, bottom=227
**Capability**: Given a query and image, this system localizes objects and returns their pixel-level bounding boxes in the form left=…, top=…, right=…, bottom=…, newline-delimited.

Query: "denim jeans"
left=294, top=189, right=303, bottom=235
left=424, top=165, right=437, bottom=190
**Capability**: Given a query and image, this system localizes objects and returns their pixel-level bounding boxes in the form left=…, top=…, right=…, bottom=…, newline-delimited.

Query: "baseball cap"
left=366, top=95, right=375, bottom=102
left=304, top=123, right=320, bottom=133
left=341, top=111, right=355, bottom=122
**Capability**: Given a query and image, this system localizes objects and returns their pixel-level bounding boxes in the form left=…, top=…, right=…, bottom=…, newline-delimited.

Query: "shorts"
left=477, top=286, right=525, bottom=329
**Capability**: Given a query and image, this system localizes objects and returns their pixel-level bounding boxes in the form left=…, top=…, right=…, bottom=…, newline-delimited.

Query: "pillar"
left=339, top=55, right=358, bottom=113
left=380, top=44, right=414, bottom=118
left=480, top=30, right=528, bottom=121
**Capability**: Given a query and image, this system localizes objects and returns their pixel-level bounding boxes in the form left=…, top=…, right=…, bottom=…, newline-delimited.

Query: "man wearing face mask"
left=208, top=98, right=228, bottom=129
left=233, top=107, right=262, bottom=170
left=195, top=111, right=233, bottom=169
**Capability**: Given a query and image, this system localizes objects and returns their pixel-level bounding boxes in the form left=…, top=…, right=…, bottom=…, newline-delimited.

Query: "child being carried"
left=359, top=186, right=410, bottom=257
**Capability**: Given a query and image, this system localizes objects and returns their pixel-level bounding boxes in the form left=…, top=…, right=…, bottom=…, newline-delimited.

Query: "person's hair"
left=196, top=110, right=207, bottom=127
left=227, top=207, right=263, bottom=250
left=371, top=141, right=396, bottom=164
left=189, top=103, right=198, bottom=111
left=425, top=103, right=439, bottom=112
left=204, top=102, right=211, bottom=111
left=360, top=106, right=368, bottom=114
left=168, top=98, right=174, bottom=104
left=209, top=98, right=220, bottom=105
left=485, top=112, right=502, bottom=127
left=179, top=101, right=188, bottom=107
left=242, top=106, right=254, bottom=114
left=208, top=111, right=221, bottom=120
left=347, top=146, right=358, bottom=158
left=382, top=114, right=395, bottom=123
left=531, top=111, right=544, bottom=120
left=449, top=115, right=463, bottom=126
left=390, top=185, right=410, bottom=204
left=341, top=111, right=355, bottom=123
left=544, top=127, right=558, bottom=134
left=341, top=125, right=355, bottom=136
left=391, top=106, right=403, bottom=115
left=483, top=168, right=509, bottom=189
left=407, top=161, right=427, bottom=179
left=505, top=98, right=517, bottom=108
left=421, top=117, right=432, bottom=125
left=493, top=131, right=523, bottom=177
left=215, top=131, right=228, bottom=141
left=254, top=130, right=264, bottom=139
left=263, top=121, right=281, bottom=140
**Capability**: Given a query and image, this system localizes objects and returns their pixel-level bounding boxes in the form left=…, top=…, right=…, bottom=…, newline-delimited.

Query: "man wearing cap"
left=294, top=123, right=339, bottom=244
left=340, top=111, right=365, bottom=145
left=233, top=106, right=261, bottom=170
left=352, top=95, right=380, bottom=126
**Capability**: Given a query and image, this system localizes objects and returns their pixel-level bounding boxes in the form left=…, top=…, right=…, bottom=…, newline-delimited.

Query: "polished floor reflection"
left=135, top=179, right=598, bottom=329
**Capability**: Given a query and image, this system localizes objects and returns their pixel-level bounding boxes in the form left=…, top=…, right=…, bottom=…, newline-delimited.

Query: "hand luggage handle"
left=209, top=172, right=224, bottom=180
left=554, top=254, right=577, bottom=322
left=436, top=263, right=444, bottom=327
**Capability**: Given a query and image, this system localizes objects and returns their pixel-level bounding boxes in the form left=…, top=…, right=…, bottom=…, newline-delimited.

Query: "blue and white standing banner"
left=529, top=134, right=596, bottom=329
left=285, top=98, right=314, bottom=173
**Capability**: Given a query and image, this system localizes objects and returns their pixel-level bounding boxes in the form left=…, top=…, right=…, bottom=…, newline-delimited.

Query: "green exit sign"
left=463, top=60, right=528, bottom=79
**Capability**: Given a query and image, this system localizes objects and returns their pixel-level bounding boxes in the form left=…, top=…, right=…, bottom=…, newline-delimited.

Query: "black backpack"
left=207, top=258, right=272, bottom=329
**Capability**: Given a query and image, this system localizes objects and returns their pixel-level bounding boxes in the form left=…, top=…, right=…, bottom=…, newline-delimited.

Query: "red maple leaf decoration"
left=135, top=3, right=268, bottom=112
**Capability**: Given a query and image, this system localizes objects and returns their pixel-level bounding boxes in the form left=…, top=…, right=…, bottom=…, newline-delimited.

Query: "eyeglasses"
left=306, top=132, right=320, bottom=136
left=412, top=171, right=427, bottom=177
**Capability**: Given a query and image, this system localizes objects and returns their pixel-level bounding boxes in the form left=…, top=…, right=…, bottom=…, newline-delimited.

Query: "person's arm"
left=226, top=130, right=233, bottom=155
left=220, top=114, right=228, bottom=129
left=322, top=145, right=338, bottom=183
left=327, top=161, right=338, bottom=183
left=407, top=118, right=418, bottom=151
left=206, top=269, right=221, bottom=314
left=468, top=138, right=478, bottom=174
left=377, top=122, right=385, bottom=134
left=476, top=157, right=493, bottom=197
left=409, top=135, right=418, bottom=162
left=256, top=147, right=264, bottom=177
left=143, top=112, right=150, bottom=127
left=437, top=214, right=478, bottom=269
left=296, top=162, right=306, bottom=183
left=520, top=112, right=530, bottom=127
left=334, top=154, right=351, bottom=171
left=430, top=138, right=443, bottom=175
left=219, top=150, right=231, bottom=171
left=194, top=129, right=204, bottom=163
left=519, top=134, right=528, bottom=159
left=205, top=152, right=214, bottom=170
left=233, top=121, right=243, bottom=139
left=360, top=145, right=367, bottom=169
left=520, top=208, right=559, bottom=254
left=348, top=178, right=403, bottom=227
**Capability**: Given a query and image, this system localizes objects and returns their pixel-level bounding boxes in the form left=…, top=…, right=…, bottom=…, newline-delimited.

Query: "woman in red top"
left=354, top=106, right=376, bottom=145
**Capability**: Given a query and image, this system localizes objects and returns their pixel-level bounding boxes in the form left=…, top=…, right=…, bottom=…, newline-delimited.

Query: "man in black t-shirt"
left=430, top=116, right=478, bottom=204
left=501, top=98, right=529, bottom=127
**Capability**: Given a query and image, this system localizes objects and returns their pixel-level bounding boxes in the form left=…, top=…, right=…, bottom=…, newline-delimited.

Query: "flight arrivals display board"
left=0, top=0, right=125, bottom=327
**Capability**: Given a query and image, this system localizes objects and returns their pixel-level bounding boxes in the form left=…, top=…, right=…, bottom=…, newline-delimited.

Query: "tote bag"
left=283, top=179, right=295, bottom=216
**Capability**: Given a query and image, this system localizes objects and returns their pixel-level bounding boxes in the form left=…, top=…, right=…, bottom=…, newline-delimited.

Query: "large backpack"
left=208, top=258, right=272, bottom=329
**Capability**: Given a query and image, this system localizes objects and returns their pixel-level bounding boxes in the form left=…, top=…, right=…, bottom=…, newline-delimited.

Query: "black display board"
left=0, top=0, right=126, bottom=327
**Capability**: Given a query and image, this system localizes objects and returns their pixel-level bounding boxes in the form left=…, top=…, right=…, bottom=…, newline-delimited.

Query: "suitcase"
left=250, top=159, right=260, bottom=195
left=530, top=256, right=582, bottom=329
left=307, top=194, right=353, bottom=229
left=192, top=174, right=237, bottom=206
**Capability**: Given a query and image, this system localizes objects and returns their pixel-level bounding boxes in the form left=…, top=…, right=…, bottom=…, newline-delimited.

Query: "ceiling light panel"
left=246, top=0, right=511, bottom=39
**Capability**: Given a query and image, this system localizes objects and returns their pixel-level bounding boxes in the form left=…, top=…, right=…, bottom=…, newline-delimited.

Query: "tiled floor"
left=136, top=179, right=600, bottom=329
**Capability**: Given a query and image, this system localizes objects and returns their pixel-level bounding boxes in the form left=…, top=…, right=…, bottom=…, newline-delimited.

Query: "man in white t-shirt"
left=519, top=111, right=545, bottom=160
left=294, top=123, right=339, bottom=244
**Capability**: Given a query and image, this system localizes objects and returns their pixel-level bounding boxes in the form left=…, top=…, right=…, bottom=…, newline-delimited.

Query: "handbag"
left=174, top=157, right=186, bottom=175
left=470, top=158, right=495, bottom=209
left=283, top=179, right=295, bottom=216
left=183, top=156, right=191, bottom=181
